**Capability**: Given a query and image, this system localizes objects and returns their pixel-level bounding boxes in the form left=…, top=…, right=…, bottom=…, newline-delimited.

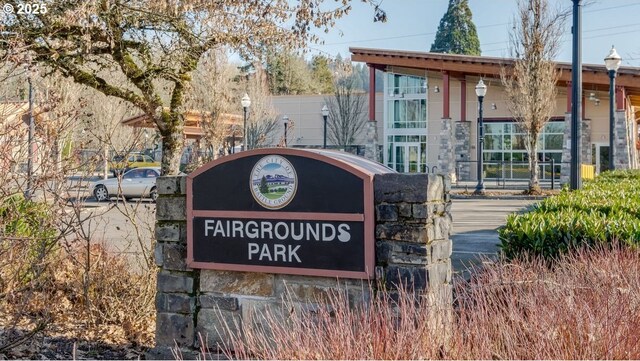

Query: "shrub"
left=499, top=170, right=640, bottom=259
left=220, top=246, right=640, bottom=359
left=451, top=246, right=640, bottom=359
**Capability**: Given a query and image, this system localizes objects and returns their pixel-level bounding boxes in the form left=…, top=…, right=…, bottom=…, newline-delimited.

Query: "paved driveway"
left=450, top=197, right=539, bottom=277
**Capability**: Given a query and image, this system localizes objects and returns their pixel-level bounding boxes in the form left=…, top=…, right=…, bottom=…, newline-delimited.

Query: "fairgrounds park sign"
left=187, top=148, right=394, bottom=279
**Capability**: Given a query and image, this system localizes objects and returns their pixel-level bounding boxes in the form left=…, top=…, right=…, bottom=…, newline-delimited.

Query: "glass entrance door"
left=392, top=143, right=422, bottom=173
left=591, top=143, right=610, bottom=174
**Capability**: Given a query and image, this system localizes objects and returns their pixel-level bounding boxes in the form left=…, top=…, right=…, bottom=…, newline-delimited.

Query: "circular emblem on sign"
left=250, top=155, right=297, bottom=210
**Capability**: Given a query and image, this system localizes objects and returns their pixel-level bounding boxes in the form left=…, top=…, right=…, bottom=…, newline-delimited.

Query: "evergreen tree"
left=430, top=0, right=481, bottom=55
left=260, top=176, right=269, bottom=194
left=310, top=55, right=335, bottom=94
left=265, top=48, right=314, bottom=95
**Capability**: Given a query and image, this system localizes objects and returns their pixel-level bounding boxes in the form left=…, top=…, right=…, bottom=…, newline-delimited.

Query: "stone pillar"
left=560, top=113, right=572, bottom=185
left=561, top=115, right=590, bottom=184
left=581, top=119, right=591, bottom=166
left=365, top=120, right=379, bottom=163
left=454, top=121, right=471, bottom=181
left=148, top=176, right=199, bottom=359
left=150, top=174, right=452, bottom=358
left=438, top=119, right=455, bottom=180
left=615, top=110, right=630, bottom=169
left=374, top=174, right=452, bottom=307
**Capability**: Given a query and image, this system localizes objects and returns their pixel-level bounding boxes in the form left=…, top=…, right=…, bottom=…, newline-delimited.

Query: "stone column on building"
left=454, top=122, right=471, bottom=181
left=365, top=65, right=379, bottom=162
left=560, top=113, right=572, bottom=184
left=614, top=87, right=631, bottom=170
left=438, top=72, right=455, bottom=180
left=615, top=110, right=630, bottom=169
left=581, top=119, right=591, bottom=166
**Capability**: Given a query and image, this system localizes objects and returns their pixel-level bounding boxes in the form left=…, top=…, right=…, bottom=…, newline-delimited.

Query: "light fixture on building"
left=605, top=45, right=622, bottom=170
left=589, top=92, right=597, bottom=101
left=491, top=103, right=497, bottom=110
left=595, top=99, right=601, bottom=106
left=433, top=85, right=440, bottom=93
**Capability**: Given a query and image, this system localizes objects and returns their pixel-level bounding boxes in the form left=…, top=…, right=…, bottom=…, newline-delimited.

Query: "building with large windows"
left=350, top=47, right=640, bottom=182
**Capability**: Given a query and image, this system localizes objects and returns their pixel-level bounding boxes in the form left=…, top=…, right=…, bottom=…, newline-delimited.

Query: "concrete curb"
left=451, top=194, right=549, bottom=201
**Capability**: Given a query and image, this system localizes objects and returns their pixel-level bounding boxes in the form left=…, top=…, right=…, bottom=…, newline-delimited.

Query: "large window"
left=482, top=121, right=564, bottom=180
left=386, top=73, right=427, bottom=129
left=387, top=99, right=427, bottom=129
left=383, top=73, right=429, bottom=173
left=387, top=74, right=427, bottom=96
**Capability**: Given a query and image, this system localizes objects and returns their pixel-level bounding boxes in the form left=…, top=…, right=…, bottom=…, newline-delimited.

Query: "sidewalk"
left=450, top=197, right=540, bottom=279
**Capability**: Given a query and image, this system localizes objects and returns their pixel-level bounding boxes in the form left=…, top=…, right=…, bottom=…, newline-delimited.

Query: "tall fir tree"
left=430, top=0, right=481, bottom=55
left=310, top=55, right=335, bottom=94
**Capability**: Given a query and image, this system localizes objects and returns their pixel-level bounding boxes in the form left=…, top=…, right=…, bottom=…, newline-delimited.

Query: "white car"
left=92, top=167, right=160, bottom=202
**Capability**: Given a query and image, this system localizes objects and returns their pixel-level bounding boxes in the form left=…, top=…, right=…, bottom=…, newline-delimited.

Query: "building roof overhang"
left=350, top=47, right=640, bottom=107
left=122, top=110, right=243, bottom=139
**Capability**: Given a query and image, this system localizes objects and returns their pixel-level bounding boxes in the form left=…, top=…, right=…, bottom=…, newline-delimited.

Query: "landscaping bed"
left=499, top=170, right=640, bottom=259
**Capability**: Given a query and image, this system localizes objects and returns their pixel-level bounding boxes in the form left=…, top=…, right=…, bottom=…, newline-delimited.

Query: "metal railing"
left=455, top=159, right=597, bottom=189
left=455, top=159, right=563, bottom=189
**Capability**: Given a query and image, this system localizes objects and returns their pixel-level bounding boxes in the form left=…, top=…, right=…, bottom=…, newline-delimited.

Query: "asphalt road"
left=66, top=176, right=540, bottom=276
left=450, top=197, right=539, bottom=277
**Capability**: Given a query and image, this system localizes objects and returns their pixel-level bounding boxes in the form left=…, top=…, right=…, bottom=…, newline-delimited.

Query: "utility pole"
left=570, top=0, right=582, bottom=190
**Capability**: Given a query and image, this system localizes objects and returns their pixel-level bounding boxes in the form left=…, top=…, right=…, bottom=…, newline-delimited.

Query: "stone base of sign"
left=148, top=173, right=452, bottom=358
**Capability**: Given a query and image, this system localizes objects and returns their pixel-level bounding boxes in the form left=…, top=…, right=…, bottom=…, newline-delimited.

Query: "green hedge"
left=498, top=170, right=640, bottom=260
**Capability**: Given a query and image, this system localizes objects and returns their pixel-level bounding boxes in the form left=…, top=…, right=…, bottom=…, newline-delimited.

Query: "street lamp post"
left=475, top=79, right=487, bottom=195
left=321, top=105, right=329, bottom=149
left=282, top=115, right=289, bottom=147
left=241, top=93, right=251, bottom=151
left=605, top=46, right=621, bottom=171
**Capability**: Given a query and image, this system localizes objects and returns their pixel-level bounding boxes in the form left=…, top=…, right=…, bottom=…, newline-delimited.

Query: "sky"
left=307, top=0, right=640, bottom=67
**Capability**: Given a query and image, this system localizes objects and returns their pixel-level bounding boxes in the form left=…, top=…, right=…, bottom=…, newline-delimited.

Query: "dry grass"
left=222, top=246, right=640, bottom=359
left=0, top=243, right=156, bottom=358
left=451, top=245, right=640, bottom=359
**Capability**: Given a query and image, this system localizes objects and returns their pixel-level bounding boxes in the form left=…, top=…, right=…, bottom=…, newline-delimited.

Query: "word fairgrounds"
left=203, top=218, right=353, bottom=263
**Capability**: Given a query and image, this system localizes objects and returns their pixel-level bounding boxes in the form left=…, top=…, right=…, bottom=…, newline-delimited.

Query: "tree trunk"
left=528, top=137, right=541, bottom=194
left=158, top=116, right=185, bottom=176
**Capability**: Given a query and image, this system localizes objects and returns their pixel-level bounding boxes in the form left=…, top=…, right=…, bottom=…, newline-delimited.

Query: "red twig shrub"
left=222, top=246, right=640, bottom=359
left=451, top=245, right=640, bottom=359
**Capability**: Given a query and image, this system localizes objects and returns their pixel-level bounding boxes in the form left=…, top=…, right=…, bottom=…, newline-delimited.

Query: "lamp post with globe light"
left=321, top=105, right=329, bottom=149
left=241, top=93, right=251, bottom=151
left=475, top=79, right=487, bottom=195
left=282, top=115, right=289, bottom=147
left=604, top=46, right=621, bottom=171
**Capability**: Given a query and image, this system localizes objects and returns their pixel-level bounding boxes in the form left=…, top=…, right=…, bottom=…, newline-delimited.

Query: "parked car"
left=108, top=152, right=160, bottom=177
left=92, top=167, right=160, bottom=202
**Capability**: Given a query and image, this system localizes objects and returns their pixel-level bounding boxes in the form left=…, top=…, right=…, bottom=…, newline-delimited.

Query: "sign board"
left=187, top=148, right=392, bottom=279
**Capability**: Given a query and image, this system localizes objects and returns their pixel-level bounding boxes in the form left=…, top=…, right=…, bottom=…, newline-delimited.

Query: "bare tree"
left=501, top=0, right=565, bottom=194
left=186, top=48, right=238, bottom=164
left=325, top=74, right=367, bottom=149
left=2, top=0, right=386, bottom=175
left=245, top=66, right=281, bottom=150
